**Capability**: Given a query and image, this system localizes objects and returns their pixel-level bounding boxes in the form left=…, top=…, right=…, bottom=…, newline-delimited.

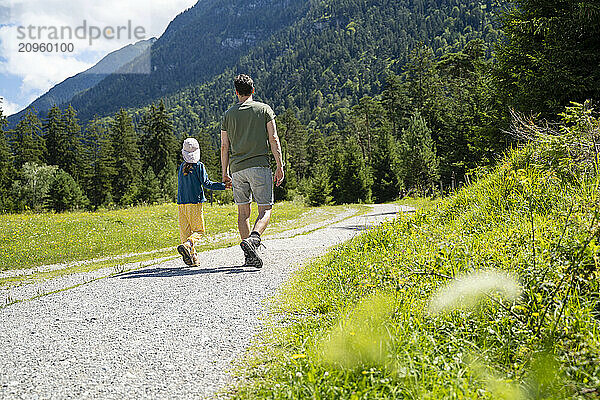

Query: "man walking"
left=220, top=74, right=284, bottom=268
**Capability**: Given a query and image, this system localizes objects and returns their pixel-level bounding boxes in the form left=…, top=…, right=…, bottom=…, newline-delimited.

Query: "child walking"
left=177, top=138, right=228, bottom=266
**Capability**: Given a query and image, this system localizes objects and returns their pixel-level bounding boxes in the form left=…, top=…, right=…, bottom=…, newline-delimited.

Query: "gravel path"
left=0, top=204, right=403, bottom=399
left=0, top=207, right=361, bottom=306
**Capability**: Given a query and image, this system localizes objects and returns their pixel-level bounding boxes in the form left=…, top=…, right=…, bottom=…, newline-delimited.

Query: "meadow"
left=231, top=105, right=600, bottom=398
left=0, top=201, right=354, bottom=272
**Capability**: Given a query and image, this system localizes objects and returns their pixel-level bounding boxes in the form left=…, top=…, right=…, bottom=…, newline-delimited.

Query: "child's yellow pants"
left=178, top=203, right=205, bottom=251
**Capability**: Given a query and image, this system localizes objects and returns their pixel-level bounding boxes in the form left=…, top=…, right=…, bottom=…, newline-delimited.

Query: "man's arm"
left=267, top=120, right=284, bottom=186
left=220, top=130, right=232, bottom=188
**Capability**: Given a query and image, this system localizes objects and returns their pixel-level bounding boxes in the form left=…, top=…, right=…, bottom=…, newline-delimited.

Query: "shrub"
left=11, top=163, right=58, bottom=212
left=46, top=169, right=89, bottom=212
left=305, top=164, right=333, bottom=206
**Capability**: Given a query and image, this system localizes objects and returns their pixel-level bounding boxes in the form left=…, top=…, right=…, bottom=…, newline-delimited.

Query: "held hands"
left=223, top=174, right=232, bottom=189
left=274, top=166, right=284, bottom=187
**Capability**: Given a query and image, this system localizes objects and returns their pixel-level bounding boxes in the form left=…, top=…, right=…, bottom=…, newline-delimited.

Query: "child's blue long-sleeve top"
left=177, top=162, right=226, bottom=204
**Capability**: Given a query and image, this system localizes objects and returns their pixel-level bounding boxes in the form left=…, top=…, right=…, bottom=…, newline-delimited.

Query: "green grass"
left=394, top=197, right=437, bottom=210
left=230, top=111, right=600, bottom=398
left=0, top=201, right=354, bottom=272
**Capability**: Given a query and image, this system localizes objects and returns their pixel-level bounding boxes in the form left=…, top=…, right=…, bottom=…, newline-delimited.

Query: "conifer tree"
left=351, top=96, right=376, bottom=161
left=157, top=158, right=177, bottom=202
left=137, top=167, right=162, bottom=204
left=110, top=109, right=142, bottom=205
left=306, top=129, right=327, bottom=177
left=87, top=117, right=115, bottom=207
left=142, top=100, right=177, bottom=176
left=371, top=131, right=401, bottom=203
left=404, top=44, right=444, bottom=137
left=12, top=108, right=46, bottom=168
left=61, top=105, right=87, bottom=184
left=196, top=132, right=218, bottom=175
left=0, top=105, right=14, bottom=211
left=43, top=105, right=66, bottom=167
left=278, top=109, right=308, bottom=179
left=382, top=74, right=411, bottom=138
left=330, top=136, right=371, bottom=204
left=398, top=112, right=440, bottom=194
left=47, top=169, right=89, bottom=212
left=306, top=164, right=333, bottom=206
left=496, top=0, right=600, bottom=118
left=141, top=100, right=177, bottom=202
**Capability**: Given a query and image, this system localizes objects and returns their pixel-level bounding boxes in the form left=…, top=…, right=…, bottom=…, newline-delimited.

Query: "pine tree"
left=141, top=100, right=177, bottom=203
left=496, top=0, right=600, bottom=118
left=157, top=158, right=177, bottom=202
left=12, top=108, right=46, bottom=168
left=43, top=105, right=66, bottom=167
left=141, top=100, right=177, bottom=177
left=278, top=109, right=309, bottom=179
left=404, top=44, right=444, bottom=138
left=371, top=131, right=401, bottom=203
left=398, top=112, right=440, bottom=194
left=351, top=96, right=385, bottom=162
left=306, top=129, right=327, bottom=178
left=110, top=109, right=142, bottom=205
left=274, top=163, right=297, bottom=201
left=382, top=74, right=411, bottom=139
left=137, top=167, right=162, bottom=204
left=61, top=105, right=87, bottom=184
left=306, top=163, right=333, bottom=206
left=330, top=136, right=371, bottom=204
left=46, top=169, right=89, bottom=212
left=87, top=117, right=115, bottom=207
left=0, top=105, right=15, bottom=211
left=196, top=132, right=218, bottom=176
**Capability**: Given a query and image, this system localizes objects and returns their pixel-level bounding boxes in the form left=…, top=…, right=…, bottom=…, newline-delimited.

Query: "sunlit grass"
left=0, top=201, right=354, bottom=271
left=394, top=196, right=437, bottom=210
left=231, top=141, right=600, bottom=398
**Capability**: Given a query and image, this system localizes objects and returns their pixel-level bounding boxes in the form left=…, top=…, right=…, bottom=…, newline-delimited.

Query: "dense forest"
left=62, top=0, right=502, bottom=124
left=1, top=0, right=598, bottom=213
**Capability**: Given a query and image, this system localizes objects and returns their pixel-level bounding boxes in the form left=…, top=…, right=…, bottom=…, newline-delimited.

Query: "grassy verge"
left=0, top=201, right=337, bottom=271
left=231, top=108, right=600, bottom=399
left=0, top=203, right=366, bottom=287
left=394, top=197, right=436, bottom=210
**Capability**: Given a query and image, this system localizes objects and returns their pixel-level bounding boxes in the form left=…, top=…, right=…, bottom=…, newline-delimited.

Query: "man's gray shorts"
left=232, top=167, right=274, bottom=206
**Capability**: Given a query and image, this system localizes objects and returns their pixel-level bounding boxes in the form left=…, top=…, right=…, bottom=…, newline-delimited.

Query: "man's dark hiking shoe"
left=241, top=235, right=263, bottom=268
left=177, top=243, right=194, bottom=266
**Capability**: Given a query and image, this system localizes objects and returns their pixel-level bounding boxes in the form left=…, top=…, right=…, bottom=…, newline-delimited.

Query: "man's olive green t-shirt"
left=221, top=100, right=276, bottom=174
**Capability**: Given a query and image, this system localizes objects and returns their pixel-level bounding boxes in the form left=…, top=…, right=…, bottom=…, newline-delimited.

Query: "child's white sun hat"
left=182, top=138, right=200, bottom=164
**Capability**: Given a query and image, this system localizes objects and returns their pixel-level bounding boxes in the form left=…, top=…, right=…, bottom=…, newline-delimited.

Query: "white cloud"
left=0, top=96, right=22, bottom=116
left=0, top=0, right=197, bottom=109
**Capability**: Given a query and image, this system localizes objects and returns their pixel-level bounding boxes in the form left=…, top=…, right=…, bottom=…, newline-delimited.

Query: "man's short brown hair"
left=234, top=74, right=254, bottom=96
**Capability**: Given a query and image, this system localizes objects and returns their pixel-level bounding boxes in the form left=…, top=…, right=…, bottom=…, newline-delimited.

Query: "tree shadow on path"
left=330, top=225, right=370, bottom=231
left=114, top=265, right=260, bottom=279
left=363, top=211, right=400, bottom=218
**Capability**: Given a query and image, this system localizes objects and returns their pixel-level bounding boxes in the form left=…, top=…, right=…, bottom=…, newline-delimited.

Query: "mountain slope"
left=68, top=0, right=311, bottom=121
left=18, top=0, right=502, bottom=138
left=148, top=0, right=503, bottom=135
left=7, top=38, right=155, bottom=126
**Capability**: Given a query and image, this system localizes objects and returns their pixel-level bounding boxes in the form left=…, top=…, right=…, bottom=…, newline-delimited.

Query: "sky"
left=0, top=0, right=198, bottom=116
